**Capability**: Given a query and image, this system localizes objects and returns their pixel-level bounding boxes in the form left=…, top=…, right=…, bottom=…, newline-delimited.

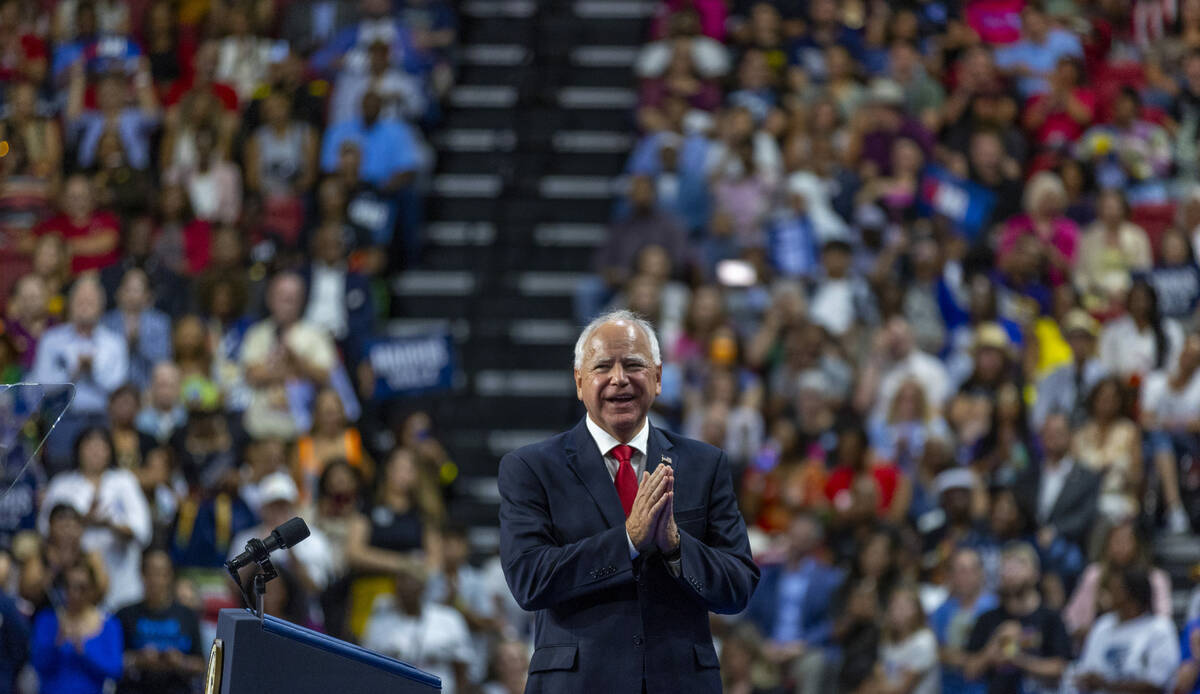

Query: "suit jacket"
left=498, top=418, right=760, bottom=694
left=1013, top=460, right=1102, bottom=548
left=299, top=264, right=374, bottom=360
left=742, top=559, right=844, bottom=651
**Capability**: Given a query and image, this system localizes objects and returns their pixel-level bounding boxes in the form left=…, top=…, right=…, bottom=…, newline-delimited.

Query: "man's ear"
left=655, top=364, right=662, bottom=395
left=574, top=368, right=584, bottom=401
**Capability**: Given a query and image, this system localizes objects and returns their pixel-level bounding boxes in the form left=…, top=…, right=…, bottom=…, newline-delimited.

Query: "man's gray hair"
left=573, top=310, right=662, bottom=370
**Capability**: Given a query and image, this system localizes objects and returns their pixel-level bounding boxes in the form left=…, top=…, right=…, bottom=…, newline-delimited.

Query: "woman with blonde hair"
left=863, top=585, right=940, bottom=694
left=293, top=387, right=374, bottom=504
left=868, top=378, right=950, bottom=474
left=343, top=447, right=443, bottom=639
left=998, top=170, right=1080, bottom=287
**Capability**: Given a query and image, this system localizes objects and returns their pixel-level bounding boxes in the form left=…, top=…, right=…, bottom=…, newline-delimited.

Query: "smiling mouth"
left=607, top=394, right=636, bottom=404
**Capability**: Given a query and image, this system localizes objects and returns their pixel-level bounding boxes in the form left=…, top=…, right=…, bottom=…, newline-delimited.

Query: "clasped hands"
left=625, top=464, right=680, bottom=556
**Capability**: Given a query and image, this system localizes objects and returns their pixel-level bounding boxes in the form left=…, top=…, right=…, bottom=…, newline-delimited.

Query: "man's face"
left=889, top=44, right=917, bottom=81
left=810, top=0, right=836, bottom=24
left=268, top=276, right=305, bottom=326
left=142, top=552, right=174, bottom=604
left=1022, top=8, right=1048, bottom=40
left=1040, top=415, right=1072, bottom=459
left=787, top=517, right=820, bottom=557
left=1066, top=330, right=1094, bottom=360
left=395, top=571, right=425, bottom=611
left=49, top=510, right=83, bottom=546
left=109, top=391, right=138, bottom=425
left=999, top=553, right=1036, bottom=594
left=941, top=487, right=971, bottom=522
left=70, top=282, right=104, bottom=328
left=950, top=551, right=984, bottom=596
left=629, top=176, right=656, bottom=210
left=118, top=271, right=150, bottom=312
left=152, top=365, right=181, bottom=409
left=62, top=177, right=93, bottom=220
left=261, top=499, right=291, bottom=528
left=1114, top=94, right=1138, bottom=125
left=575, top=321, right=661, bottom=439
left=314, top=226, right=344, bottom=264
left=969, top=133, right=1002, bottom=172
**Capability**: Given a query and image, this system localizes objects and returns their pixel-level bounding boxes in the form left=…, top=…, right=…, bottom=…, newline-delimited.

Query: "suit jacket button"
left=633, top=635, right=644, bottom=646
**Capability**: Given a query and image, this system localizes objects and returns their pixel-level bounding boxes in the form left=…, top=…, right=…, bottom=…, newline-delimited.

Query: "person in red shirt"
left=34, top=173, right=120, bottom=275
left=1023, top=56, right=1096, bottom=152
left=824, top=424, right=911, bottom=525
left=162, top=41, right=237, bottom=112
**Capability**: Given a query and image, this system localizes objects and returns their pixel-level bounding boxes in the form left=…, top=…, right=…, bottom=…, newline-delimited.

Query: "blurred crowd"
left=15, top=0, right=1200, bottom=693
left=581, top=0, right=1200, bottom=692
left=0, top=1, right=552, bottom=693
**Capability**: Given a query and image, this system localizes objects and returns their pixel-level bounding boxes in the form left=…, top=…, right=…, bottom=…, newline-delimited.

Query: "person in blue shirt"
left=31, top=559, right=124, bottom=694
left=309, top=0, right=430, bottom=81
left=742, top=513, right=845, bottom=694
left=0, top=578, right=29, bottom=694
left=321, top=91, right=421, bottom=190
left=625, top=131, right=711, bottom=235
left=320, top=91, right=423, bottom=267
left=931, top=547, right=998, bottom=694
left=116, top=549, right=204, bottom=694
left=786, top=0, right=864, bottom=83
left=993, top=3, right=1083, bottom=100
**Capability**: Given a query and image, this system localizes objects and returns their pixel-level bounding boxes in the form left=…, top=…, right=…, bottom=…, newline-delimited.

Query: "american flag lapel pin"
left=661, top=455, right=672, bottom=467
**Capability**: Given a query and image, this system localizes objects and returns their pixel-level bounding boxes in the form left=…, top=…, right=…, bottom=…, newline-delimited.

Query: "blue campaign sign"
left=918, top=166, right=996, bottom=239
left=367, top=332, right=456, bottom=398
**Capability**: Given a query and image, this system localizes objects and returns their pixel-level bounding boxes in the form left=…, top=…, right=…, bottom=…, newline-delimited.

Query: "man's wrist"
left=661, top=533, right=681, bottom=560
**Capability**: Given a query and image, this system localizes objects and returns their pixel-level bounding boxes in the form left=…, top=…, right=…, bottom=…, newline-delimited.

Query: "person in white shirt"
left=330, top=39, right=426, bottom=125
left=1139, top=332, right=1200, bottom=533
left=1071, top=567, right=1181, bottom=694
left=870, top=586, right=941, bottom=694
left=856, top=317, right=950, bottom=420
left=229, top=472, right=336, bottom=595
left=31, top=276, right=129, bottom=473
left=427, top=526, right=504, bottom=685
left=240, top=272, right=339, bottom=438
left=1098, top=279, right=1183, bottom=380
left=39, top=427, right=152, bottom=611
left=363, top=565, right=473, bottom=694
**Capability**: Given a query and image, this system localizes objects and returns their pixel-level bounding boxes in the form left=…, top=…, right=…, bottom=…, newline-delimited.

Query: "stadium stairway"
left=387, top=0, right=652, bottom=554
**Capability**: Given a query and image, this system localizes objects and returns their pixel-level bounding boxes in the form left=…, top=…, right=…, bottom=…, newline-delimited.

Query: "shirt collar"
left=585, top=414, right=649, bottom=459
left=1046, top=456, right=1074, bottom=476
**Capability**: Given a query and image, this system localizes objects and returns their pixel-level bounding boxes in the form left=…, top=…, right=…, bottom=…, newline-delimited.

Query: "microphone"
left=226, top=517, right=310, bottom=572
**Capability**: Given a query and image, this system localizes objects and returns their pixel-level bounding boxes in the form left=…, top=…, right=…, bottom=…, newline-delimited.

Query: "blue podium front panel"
left=215, top=609, right=441, bottom=693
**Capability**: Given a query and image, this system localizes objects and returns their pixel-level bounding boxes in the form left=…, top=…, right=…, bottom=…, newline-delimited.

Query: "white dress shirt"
left=305, top=263, right=349, bottom=340
left=1038, top=457, right=1074, bottom=524
left=584, top=415, right=681, bottom=574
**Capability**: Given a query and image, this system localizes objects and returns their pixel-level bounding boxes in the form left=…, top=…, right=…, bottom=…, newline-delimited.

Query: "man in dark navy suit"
left=498, top=310, right=760, bottom=694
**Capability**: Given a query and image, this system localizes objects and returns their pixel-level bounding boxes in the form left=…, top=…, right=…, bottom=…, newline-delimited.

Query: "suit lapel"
left=564, top=419, right=626, bottom=529
left=1049, top=465, right=1082, bottom=520
left=644, top=424, right=675, bottom=478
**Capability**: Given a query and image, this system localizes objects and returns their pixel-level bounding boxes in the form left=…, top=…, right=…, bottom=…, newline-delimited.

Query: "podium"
left=211, top=609, right=442, bottom=693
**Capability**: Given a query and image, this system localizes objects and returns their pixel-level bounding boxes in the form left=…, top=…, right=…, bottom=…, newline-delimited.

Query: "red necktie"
left=611, top=444, right=638, bottom=517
